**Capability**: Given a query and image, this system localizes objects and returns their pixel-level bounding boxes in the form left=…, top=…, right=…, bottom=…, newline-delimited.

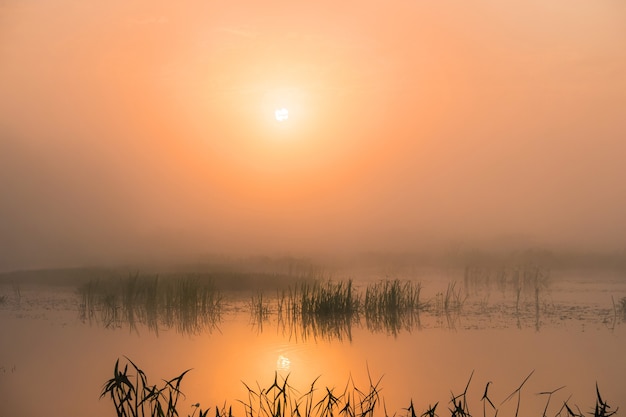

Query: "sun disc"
left=275, top=108, right=289, bottom=122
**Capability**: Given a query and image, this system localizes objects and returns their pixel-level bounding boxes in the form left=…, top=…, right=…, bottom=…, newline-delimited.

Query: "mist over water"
left=2, top=3, right=626, bottom=417
left=1, top=0, right=626, bottom=272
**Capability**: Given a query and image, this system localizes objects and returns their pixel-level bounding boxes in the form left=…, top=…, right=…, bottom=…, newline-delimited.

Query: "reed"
left=618, top=297, right=626, bottom=321
left=444, top=281, right=466, bottom=313
left=277, top=280, right=360, bottom=341
left=101, top=357, right=207, bottom=417
left=11, top=279, right=21, bottom=306
left=363, top=279, right=423, bottom=335
left=79, top=271, right=604, bottom=338
left=297, top=280, right=358, bottom=318
left=462, top=264, right=550, bottom=299
left=429, top=281, right=466, bottom=330
left=79, top=274, right=222, bottom=334
left=249, top=292, right=271, bottom=333
left=102, top=358, right=619, bottom=417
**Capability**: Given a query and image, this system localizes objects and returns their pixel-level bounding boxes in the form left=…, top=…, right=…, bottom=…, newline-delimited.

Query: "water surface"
left=1, top=268, right=624, bottom=417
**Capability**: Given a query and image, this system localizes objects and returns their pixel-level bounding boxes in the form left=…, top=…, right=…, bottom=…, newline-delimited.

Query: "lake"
left=1, top=262, right=625, bottom=417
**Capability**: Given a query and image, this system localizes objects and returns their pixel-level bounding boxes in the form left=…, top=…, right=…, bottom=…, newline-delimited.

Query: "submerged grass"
left=103, top=358, right=619, bottom=417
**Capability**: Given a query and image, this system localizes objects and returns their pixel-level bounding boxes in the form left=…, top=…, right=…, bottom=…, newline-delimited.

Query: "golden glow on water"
left=276, top=355, right=291, bottom=371
left=1, top=275, right=626, bottom=417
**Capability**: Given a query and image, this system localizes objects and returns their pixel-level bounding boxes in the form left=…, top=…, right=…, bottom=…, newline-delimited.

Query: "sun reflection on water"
left=276, top=355, right=291, bottom=372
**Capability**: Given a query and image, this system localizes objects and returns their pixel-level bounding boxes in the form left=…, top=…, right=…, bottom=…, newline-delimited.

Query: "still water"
left=0, top=268, right=625, bottom=417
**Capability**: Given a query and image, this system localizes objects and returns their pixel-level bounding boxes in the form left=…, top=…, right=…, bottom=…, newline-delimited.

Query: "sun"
left=275, top=107, right=289, bottom=122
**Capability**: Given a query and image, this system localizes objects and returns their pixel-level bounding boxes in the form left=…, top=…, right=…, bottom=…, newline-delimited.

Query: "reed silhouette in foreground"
left=102, top=358, right=618, bottom=417
left=101, top=358, right=204, bottom=417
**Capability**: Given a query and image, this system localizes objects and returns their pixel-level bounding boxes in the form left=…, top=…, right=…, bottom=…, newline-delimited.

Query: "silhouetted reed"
left=364, top=279, right=423, bottom=335
left=270, top=279, right=426, bottom=340
left=101, top=357, right=207, bottom=417
left=239, top=372, right=380, bottom=417
left=102, top=358, right=619, bottom=417
left=279, top=280, right=359, bottom=341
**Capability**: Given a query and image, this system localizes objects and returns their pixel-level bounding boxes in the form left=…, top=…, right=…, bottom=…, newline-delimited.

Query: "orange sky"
left=1, top=0, right=625, bottom=269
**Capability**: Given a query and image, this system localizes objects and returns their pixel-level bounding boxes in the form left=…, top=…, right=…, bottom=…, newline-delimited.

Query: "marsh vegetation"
left=75, top=262, right=624, bottom=339
left=3, top=258, right=624, bottom=417
left=79, top=274, right=222, bottom=334
left=102, top=358, right=619, bottom=417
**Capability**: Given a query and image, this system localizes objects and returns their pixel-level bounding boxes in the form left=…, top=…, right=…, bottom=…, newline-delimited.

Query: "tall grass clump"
left=279, top=280, right=359, bottom=341
left=364, top=279, right=423, bottom=335
left=161, top=276, right=222, bottom=334
left=101, top=357, right=208, bottom=417
left=298, top=280, right=357, bottom=317
left=240, top=372, right=381, bottom=417
left=79, top=274, right=222, bottom=334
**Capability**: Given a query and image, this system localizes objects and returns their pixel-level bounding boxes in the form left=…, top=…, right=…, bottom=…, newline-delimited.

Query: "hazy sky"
left=1, top=0, right=625, bottom=270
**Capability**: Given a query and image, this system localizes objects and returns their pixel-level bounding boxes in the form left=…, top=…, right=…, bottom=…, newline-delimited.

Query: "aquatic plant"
left=237, top=368, right=382, bottom=417
left=79, top=274, right=222, bottom=334
left=462, top=264, right=550, bottom=300
left=593, top=383, right=618, bottom=417
left=278, top=280, right=360, bottom=341
left=249, top=292, right=272, bottom=333
left=274, top=279, right=427, bottom=339
left=618, top=297, right=626, bottom=321
left=101, top=357, right=208, bottom=417
left=363, top=279, right=424, bottom=335
left=81, top=270, right=614, bottom=338
left=102, top=359, right=619, bottom=417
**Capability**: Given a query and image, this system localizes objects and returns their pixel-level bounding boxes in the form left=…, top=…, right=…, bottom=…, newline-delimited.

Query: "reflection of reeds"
left=428, top=282, right=466, bottom=329
left=11, top=280, right=21, bottom=306
left=103, top=358, right=619, bottom=417
left=79, top=265, right=596, bottom=338
left=618, top=297, right=626, bottom=321
left=279, top=280, right=359, bottom=341
left=463, top=264, right=550, bottom=299
left=249, top=292, right=271, bottom=333
left=364, top=280, right=423, bottom=335
left=463, top=263, right=551, bottom=330
left=79, top=274, right=222, bottom=335
left=272, top=279, right=426, bottom=340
